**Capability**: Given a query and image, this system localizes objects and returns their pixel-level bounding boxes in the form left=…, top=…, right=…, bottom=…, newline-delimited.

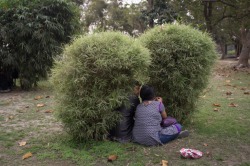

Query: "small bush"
left=139, top=24, right=217, bottom=122
left=51, top=31, right=150, bottom=141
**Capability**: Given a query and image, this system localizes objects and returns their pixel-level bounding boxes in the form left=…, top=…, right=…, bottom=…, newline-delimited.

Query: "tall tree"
left=173, top=0, right=250, bottom=67
left=0, top=0, right=81, bottom=89
left=84, top=0, right=108, bottom=31
left=142, top=0, right=178, bottom=28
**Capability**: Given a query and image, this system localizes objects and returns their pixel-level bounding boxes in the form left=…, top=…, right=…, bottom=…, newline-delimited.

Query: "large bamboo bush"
left=51, top=32, right=151, bottom=141
left=139, top=24, right=217, bottom=122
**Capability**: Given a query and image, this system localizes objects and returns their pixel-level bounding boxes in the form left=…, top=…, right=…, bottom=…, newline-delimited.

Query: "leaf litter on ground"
left=22, top=152, right=32, bottom=160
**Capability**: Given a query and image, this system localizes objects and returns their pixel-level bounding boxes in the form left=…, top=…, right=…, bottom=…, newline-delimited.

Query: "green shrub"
left=139, top=24, right=217, bottom=122
left=51, top=31, right=151, bottom=141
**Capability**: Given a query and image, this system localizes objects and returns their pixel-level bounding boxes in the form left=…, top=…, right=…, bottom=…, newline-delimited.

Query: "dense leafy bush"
left=139, top=24, right=217, bottom=122
left=0, top=0, right=81, bottom=90
left=51, top=32, right=151, bottom=141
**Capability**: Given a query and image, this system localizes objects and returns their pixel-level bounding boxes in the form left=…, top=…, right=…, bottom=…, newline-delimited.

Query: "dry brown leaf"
left=229, top=103, right=238, bottom=107
left=19, top=141, right=27, bottom=146
left=240, top=87, right=247, bottom=90
left=37, top=103, right=45, bottom=107
left=34, top=96, right=43, bottom=100
left=206, top=151, right=211, bottom=157
left=107, top=155, right=118, bottom=162
left=226, top=92, right=232, bottom=95
left=8, top=115, right=14, bottom=120
left=45, top=96, right=50, bottom=98
left=244, top=91, right=250, bottom=95
left=226, top=80, right=231, bottom=83
left=44, top=110, right=53, bottom=113
left=213, top=103, right=221, bottom=107
left=22, top=152, right=32, bottom=160
left=203, top=143, right=208, bottom=146
left=162, top=160, right=168, bottom=166
left=25, top=106, right=29, bottom=108
left=213, top=108, right=219, bottom=112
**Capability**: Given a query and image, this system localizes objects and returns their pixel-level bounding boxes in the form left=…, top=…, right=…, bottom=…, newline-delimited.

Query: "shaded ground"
left=0, top=59, right=250, bottom=166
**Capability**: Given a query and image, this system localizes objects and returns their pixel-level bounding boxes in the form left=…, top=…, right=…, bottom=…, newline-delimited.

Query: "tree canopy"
left=0, top=0, right=81, bottom=89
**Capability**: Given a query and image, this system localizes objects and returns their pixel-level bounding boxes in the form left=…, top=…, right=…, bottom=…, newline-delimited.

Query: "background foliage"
left=0, top=0, right=81, bottom=89
left=51, top=31, right=151, bottom=141
left=140, top=24, right=217, bottom=122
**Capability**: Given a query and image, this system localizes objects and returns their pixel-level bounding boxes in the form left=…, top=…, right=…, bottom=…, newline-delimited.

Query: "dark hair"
left=133, top=81, right=141, bottom=86
left=140, top=85, right=155, bottom=101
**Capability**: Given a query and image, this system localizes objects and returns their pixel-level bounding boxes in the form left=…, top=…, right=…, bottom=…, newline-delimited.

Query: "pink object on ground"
left=180, top=148, right=203, bottom=159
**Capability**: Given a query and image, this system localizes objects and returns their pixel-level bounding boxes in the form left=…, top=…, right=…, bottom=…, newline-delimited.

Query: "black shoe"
left=177, top=130, right=189, bottom=139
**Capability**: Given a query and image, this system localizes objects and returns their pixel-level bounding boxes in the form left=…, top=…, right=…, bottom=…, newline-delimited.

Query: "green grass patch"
left=0, top=130, right=26, bottom=147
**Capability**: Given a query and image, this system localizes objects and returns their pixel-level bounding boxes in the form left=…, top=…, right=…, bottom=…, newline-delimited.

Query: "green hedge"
left=51, top=32, right=150, bottom=141
left=139, top=24, right=217, bottom=122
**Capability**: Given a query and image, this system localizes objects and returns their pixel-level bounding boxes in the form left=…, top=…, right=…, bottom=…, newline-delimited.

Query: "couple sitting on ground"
left=109, top=84, right=189, bottom=146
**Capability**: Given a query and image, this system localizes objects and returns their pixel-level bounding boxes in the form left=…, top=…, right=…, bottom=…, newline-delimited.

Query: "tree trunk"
left=220, top=42, right=226, bottom=59
left=237, top=29, right=250, bottom=67
left=148, top=0, right=154, bottom=28
left=204, top=1, right=213, bottom=33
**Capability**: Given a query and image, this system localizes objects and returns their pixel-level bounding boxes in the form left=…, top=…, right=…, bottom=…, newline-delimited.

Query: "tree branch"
left=218, top=0, right=237, bottom=8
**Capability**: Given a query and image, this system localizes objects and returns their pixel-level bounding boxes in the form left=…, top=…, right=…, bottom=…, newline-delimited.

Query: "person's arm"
left=157, top=98, right=167, bottom=119
left=161, top=110, right=167, bottom=119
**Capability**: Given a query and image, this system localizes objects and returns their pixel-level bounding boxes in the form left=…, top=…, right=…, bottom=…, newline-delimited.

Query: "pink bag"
left=180, top=148, right=203, bottom=159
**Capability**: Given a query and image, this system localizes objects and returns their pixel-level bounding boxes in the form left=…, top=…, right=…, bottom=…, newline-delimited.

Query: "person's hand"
left=155, top=97, right=163, bottom=102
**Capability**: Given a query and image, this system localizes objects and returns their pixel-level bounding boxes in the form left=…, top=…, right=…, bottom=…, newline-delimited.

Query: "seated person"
left=108, top=83, right=141, bottom=143
left=132, top=85, right=188, bottom=146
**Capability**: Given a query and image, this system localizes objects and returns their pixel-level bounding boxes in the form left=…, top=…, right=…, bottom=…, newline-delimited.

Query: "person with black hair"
left=132, top=85, right=188, bottom=146
left=108, top=83, right=141, bottom=143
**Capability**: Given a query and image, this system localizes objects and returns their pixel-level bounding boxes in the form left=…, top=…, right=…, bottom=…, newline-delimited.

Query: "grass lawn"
left=0, top=60, right=249, bottom=166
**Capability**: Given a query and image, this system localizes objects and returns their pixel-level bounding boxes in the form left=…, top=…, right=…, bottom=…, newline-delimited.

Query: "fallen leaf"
left=226, top=92, right=232, bottom=95
left=44, top=110, right=53, bottom=113
left=22, top=152, right=32, bottom=160
left=206, top=151, right=211, bottom=157
left=213, top=103, right=221, bottom=107
left=162, top=160, right=168, bottom=166
left=25, top=106, right=29, bottom=108
left=19, top=141, right=27, bottom=146
left=203, top=143, right=208, bottom=146
left=228, top=103, right=238, bottom=107
left=240, top=87, right=247, bottom=90
left=17, top=110, right=26, bottom=113
left=226, top=80, right=231, bottom=83
left=8, top=115, right=14, bottom=120
left=45, top=96, right=50, bottom=98
left=107, top=155, right=118, bottom=162
left=37, top=103, right=45, bottom=107
left=213, top=108, right=219, bottom=112
left=34, top=96, right=43, bottom=100
left=244, top=91, right=250, bottom=95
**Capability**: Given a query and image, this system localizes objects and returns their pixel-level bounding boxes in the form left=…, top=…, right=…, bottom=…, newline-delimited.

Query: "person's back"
left=132, top=85, right=187, bottom=146
left=108, top=84, right=141, bottom=143
left=109, top=95, right=140, bottom=142
left=133, top=100, right=162, bottom=146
